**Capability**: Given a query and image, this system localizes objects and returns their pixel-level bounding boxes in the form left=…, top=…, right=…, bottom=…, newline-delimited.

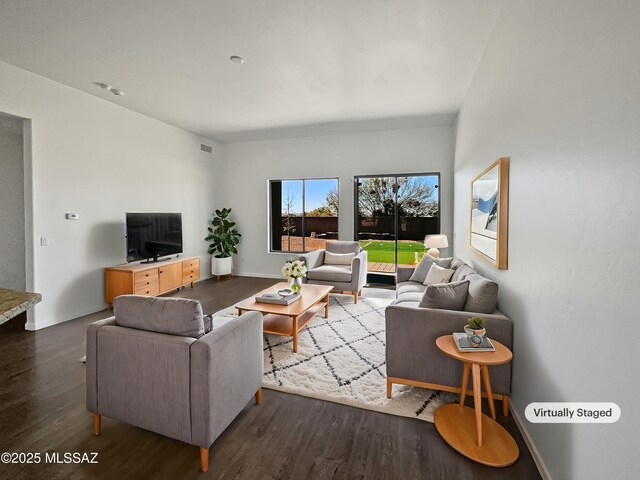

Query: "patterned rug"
left=214, top=291, right=455, bottom=422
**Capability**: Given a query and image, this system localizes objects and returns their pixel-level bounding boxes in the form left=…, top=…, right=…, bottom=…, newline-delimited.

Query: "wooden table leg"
left=459, top=362, right=470, bottom=407
left=481, top=365, right=496, bottom=420
left=93, top=414, right=101, bottom=436
left=471, top=363, right=482, bottom=447
left=292, top=316, right=299, bottom=352
left=324, top=294, right=330, bottom=318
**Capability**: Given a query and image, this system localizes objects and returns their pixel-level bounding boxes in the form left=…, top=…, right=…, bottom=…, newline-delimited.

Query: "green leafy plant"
left=468, top=316, right=485, bottom=330
left=205, top=208, right=241, bottom=258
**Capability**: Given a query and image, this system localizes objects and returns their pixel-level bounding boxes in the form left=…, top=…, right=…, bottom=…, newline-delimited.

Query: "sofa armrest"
left=396, top=266, right=415, bottom=283
left=299, top=249, right=324, bottom=270
left=385, top=305, right=513, bottom=394
left=351, top=250, right=368, bottom=290
left=190, top=311, right=263, bottom=448
left=86, top=317, right=117, bottom=413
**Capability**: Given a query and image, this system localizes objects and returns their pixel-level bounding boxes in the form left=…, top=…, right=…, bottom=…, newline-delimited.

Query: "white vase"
left=211, top=256, right=233, bottom=276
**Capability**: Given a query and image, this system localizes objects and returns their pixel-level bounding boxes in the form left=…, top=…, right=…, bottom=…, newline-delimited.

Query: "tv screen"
left=126, top=213, right=183, bottom=262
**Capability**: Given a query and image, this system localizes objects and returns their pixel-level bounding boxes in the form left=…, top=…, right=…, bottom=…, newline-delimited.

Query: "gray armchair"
left=86, top=295, right=263, bottom=472
left=300, top=240, right=368, bottom=303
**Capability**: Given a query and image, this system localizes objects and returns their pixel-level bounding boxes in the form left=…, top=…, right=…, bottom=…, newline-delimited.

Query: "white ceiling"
left=0, top=0, right=502, bottom=142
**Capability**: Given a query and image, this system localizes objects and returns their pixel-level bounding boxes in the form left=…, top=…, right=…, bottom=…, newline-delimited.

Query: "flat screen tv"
left=126, top=212, right=183, bottom=263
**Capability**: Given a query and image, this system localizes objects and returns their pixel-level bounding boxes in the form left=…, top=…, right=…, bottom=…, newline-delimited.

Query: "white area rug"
left=215, top=290, right=455, bottom=423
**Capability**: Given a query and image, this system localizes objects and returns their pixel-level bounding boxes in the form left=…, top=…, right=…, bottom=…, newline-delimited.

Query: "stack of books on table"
left=255, top=291, right=301, bottom=305
left=453, top=332, right=496, bottom=352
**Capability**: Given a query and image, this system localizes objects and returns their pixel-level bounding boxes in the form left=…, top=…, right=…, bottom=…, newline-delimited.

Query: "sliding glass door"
left=355, top=174, right=440, bottom=275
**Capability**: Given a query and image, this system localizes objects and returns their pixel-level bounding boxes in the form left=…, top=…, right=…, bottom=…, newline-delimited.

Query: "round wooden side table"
left=433, top=335, right=519, bottom=467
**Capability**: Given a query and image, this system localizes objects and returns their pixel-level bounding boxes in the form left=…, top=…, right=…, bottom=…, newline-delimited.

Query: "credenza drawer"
left=182, top=271, right=199, bottom=283
left=134, top=269, right=159, bottom=283
left=134, top=285, right=160, bottom=296
left=182, top=259, right=200, bottom=271
left=134, top=276, right=159, bottom=290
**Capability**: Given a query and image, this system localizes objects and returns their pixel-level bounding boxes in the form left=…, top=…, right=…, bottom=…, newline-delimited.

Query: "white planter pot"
left=211, top=256, right=233, bottom=276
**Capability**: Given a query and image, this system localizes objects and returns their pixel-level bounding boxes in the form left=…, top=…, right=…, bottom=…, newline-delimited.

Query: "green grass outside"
left=358, top=240, right=425, bottom=265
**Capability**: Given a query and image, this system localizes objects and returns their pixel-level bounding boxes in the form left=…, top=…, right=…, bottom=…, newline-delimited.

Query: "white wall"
left=453, top=1, right=639, bottom=478
left=0, top=114, right=26, bottom=292
left=0, top=61, right=220, bottom=330
left=219, top=125, right=454, bottom=277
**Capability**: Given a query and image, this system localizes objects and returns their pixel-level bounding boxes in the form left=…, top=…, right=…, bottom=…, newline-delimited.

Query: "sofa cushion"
left=409, top=255, right=453, bottom=284
left=396, top=281, right=427, bottom=296
left=324, top=251, right=355, bottom=265
left=326, top=241, right=361, bottom=254
left=463, top=273, right=499, bottom=313
left=307, top=265, right=352, bottom=283
left=450, top=257, right=467, bottom=271
left=423, top=264, right=455, bottom=285
left=451, top=264, right=475, bottom=282
left=113, top=295, right=204, bottom=338
left=419, top=280, right=469, bottom=311
left=392, top=299, right=421, bottom=309
left=396, top=291, right=425, bottom=303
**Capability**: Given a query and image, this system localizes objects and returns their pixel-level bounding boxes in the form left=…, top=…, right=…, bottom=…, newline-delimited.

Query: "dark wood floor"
left=0, top=276, right=541, bottom=480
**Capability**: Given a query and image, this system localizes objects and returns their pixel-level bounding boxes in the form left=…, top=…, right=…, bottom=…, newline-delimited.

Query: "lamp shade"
left=424, top=234, right=448, bottom=249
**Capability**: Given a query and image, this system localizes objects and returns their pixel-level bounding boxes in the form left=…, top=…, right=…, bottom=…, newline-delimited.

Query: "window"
left=269, top=178, right=339, bottom=253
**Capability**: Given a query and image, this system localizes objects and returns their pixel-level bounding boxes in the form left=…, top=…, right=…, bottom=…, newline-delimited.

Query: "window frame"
left=268, top=177, right=340, bottom=254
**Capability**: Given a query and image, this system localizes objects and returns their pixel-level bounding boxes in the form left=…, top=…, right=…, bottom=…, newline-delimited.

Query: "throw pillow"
left=408, top=255, right=453, bottom=284
left=419, top=280, right=470, bottom=310
left=324, top=251, right=355, bottom=265
left=423, top=263, right=455, bottom=285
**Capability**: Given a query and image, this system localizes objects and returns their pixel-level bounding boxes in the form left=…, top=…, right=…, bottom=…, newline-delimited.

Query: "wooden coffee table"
left=235, top=282, right=333, bottom=353
left=433, top=335, right=519, bottom=467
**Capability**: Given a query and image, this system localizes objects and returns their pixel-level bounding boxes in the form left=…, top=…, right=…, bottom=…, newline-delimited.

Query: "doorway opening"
left=354, top=174, right=441, bottom=279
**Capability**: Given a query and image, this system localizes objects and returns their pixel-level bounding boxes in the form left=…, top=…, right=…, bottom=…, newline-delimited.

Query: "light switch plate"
left=65, top=213, right=79, bottom=220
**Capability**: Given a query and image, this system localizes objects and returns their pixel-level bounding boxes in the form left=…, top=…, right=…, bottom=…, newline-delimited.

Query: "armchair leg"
left=93, top=414, right=101, bottom=436
left=200, top=447, right=209, bottom=472
left=503, top=395, right=509, bottom=417
left=386, top=378, right=392, bottom=399
left=255, top=388, right=262, bottom=405
left=353, top=291, right=358, bottom=304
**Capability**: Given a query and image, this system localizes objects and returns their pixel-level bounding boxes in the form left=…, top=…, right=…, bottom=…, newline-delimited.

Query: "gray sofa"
left=385, top=256, right=513, bottom=416
left=86, top=295, right=263, bottom=472
left=300, top=240, right=368, bottom=303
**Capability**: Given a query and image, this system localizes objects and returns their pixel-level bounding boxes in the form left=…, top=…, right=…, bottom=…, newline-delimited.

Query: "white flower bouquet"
left=281, top=260, right=307, bottom=279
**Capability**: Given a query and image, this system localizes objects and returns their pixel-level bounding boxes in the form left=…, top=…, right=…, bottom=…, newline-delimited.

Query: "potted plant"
left=205, top=208, right=241, bottom=277
left=281, top=260, right=307, bottom=293
left=464, top=316, right=486, bottom=347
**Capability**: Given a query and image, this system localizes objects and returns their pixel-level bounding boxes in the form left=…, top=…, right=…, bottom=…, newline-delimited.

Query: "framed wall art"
left=470, top=157, right=509, bottom=269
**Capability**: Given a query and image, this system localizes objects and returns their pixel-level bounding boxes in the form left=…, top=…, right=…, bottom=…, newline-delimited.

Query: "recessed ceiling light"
left=94, top=82, right=124, bottom=96
left=230, top=55, right=244, bottom=64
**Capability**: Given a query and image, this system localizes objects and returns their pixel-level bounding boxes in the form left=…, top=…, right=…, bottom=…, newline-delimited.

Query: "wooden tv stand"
left=105, top=256, right=200, bottom=307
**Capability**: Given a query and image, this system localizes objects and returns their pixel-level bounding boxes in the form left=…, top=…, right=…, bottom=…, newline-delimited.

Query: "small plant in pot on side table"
left=464, top=316, right=486, bottom=348
left=205, top=208, right=241, bottom=279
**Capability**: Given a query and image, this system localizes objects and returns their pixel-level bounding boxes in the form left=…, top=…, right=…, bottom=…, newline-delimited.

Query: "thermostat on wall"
left=65, top=213, right=79, bottom=220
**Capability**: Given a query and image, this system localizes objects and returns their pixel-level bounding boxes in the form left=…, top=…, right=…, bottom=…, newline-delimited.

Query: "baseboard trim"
left=233, top=271, right=282, bottom=279
left=510, top=400, right=552, bottom=480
